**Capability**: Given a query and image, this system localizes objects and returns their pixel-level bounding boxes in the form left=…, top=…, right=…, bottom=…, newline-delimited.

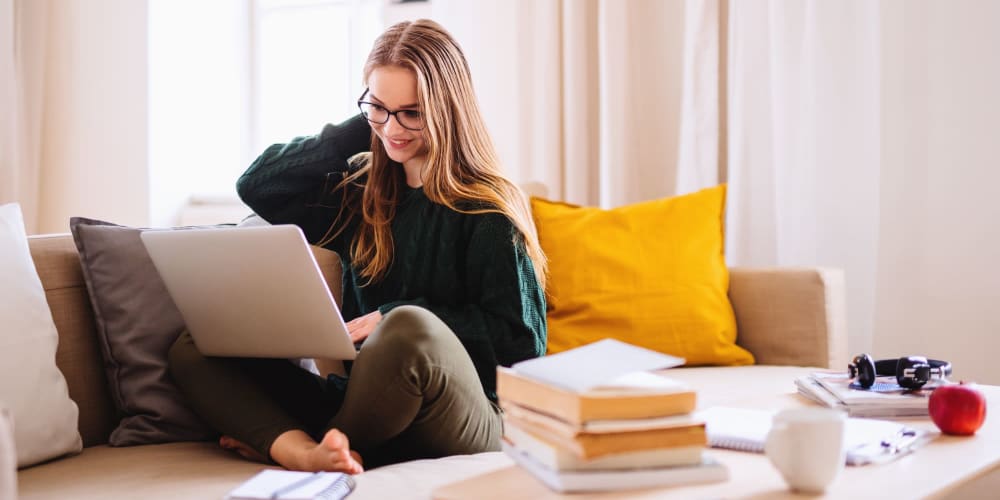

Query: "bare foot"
left=219, top=435, right=266, bottom=463
left=269, top=429, right=364, bottom=474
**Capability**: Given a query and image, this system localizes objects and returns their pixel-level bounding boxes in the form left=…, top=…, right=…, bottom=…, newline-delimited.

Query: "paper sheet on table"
left=510, top=339, right=685, bottom=392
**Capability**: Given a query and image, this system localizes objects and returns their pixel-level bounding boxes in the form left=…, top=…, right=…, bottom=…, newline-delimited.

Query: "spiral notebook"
left=225, top=469, right=355, bottom=500
left=697, top=407, right=937, bottom=466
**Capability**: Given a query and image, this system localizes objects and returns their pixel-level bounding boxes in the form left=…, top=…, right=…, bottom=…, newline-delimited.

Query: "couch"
left=17, top=232, right=847, bottom=499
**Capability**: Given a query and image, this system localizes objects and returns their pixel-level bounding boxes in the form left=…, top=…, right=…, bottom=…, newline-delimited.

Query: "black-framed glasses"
left=357, top=89, right=425, bottom=131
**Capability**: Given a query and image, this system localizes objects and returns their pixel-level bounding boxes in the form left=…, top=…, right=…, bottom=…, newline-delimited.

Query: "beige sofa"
left=17, top=233, right=847, bottom=499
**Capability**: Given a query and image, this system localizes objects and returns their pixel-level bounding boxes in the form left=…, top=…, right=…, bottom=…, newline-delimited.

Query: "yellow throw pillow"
left=531, top=184, right=754, bottom=366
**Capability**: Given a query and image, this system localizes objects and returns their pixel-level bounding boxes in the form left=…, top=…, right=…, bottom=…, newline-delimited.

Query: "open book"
left=508, top=338, right=686, bottom=393
left=697, top=406, right=937, bottom=466
left=497, top=339, right=693, bottom=425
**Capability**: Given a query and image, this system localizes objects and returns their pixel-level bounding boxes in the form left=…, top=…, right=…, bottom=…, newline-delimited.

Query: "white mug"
left=0, top=408, right=16, bottom=500
left=765, top=408, right=846, bottom=494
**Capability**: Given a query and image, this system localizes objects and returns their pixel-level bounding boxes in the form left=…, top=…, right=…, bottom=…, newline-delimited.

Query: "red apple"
left=929, top=382, right=987, bottom=436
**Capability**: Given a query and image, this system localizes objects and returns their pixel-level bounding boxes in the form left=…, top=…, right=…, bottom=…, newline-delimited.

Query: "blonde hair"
left=320, top=19, right=547, bottom=288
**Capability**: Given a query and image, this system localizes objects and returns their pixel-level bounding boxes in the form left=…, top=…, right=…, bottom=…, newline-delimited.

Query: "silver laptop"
left=141, top=224, right=357, bottom=360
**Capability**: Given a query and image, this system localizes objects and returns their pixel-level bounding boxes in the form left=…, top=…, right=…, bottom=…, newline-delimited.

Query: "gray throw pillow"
left=69, top=217, right=221, bottom=446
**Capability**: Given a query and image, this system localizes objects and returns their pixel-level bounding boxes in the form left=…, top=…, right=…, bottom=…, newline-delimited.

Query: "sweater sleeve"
left=377, top=214, right=547, bottom=399
left=236, top=114, right=371, bottom=248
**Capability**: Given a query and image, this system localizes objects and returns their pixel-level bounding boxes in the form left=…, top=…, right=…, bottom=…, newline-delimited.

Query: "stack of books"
left=795, top=372, right=933, bottom=418
left=497, top=365, right=728, bottom=492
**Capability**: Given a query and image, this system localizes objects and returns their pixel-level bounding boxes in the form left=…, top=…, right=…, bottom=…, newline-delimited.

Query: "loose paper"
left=511, top=339, right=685, bottom=392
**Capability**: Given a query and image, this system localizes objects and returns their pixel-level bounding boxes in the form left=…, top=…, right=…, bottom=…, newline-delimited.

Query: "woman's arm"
left=236, top=114, right=371, bottom=245
left=377, top=214, right=547, bottom=400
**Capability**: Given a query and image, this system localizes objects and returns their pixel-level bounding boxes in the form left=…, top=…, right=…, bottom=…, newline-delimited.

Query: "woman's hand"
left=346, top=310, right=383, bottom=343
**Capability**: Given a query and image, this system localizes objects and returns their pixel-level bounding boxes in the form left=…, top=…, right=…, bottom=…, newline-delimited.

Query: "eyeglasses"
left=357, top=89, right=425, bottom=131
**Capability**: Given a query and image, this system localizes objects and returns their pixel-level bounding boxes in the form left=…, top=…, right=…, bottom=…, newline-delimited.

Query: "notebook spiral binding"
left=708, top=436, right=764, bottom=453
left=313, top=474, right=356, bottom=500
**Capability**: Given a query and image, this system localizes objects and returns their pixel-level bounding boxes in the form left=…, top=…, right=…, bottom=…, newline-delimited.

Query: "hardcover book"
left=502, top=442, right=728, bottom=493
left=501, top=400, right=703, bottom=437
left=496, top=366, right=696, bottom=424
left=503, top=404, right=707, bottom=459
left=503, top=421, right=704, bottom=471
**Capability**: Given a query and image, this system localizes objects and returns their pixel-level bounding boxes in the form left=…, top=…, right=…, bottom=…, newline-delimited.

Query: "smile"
left=386, top=138, right=412, bottom=149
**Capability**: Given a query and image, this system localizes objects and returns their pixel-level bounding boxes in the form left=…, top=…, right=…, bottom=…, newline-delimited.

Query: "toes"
left=322, top=429, right=348, bottom=450
left=331, top=455, right=362, bottom=475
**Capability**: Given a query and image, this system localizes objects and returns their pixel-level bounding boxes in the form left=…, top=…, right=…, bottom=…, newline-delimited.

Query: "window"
left=148, top=0, right=384, bottom=226
left=251, top=0, right=381, bottom=153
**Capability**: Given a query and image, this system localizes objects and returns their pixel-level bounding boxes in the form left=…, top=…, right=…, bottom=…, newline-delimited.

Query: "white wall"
left=382, top=0, right=430, bottom=26
left=876, top=0, right=1000, bottom=383
left=37, top=0, right=148, bottom=233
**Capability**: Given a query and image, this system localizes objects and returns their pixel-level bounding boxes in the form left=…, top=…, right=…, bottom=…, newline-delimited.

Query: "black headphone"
left=847, top=354, right=952, bottom=390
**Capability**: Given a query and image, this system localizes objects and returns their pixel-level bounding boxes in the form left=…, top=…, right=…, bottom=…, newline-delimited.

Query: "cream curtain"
left=429, top=0, right=883, bottom=356
left=431, top=0, right=722, bottom=207
left=0, top=0, right=48, bottom=234
left=725, top=0, right=882, bottom=355
left=431, top=1, right=1000, bottom=383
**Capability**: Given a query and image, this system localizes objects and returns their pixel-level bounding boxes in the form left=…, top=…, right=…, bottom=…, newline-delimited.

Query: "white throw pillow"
left=0, top=408, right=16, bottom=496
left=0, top=203, right=82, bottom=467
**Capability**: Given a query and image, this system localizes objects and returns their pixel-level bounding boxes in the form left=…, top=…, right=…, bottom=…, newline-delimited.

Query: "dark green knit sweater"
left=236, top=114, right=546, bottom=400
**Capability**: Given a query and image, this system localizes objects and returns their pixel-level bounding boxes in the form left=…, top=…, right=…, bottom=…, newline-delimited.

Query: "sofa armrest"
left=309, top=245, right=350, bottom=377
left=728, top=267, right=848, bottom=369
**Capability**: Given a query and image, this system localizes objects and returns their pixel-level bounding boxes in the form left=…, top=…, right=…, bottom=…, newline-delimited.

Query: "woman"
left=168, top=19, right=547, bottom=474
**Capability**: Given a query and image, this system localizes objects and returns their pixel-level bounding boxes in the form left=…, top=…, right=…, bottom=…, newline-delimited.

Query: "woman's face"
left=365, top=66, right=428, bottom=173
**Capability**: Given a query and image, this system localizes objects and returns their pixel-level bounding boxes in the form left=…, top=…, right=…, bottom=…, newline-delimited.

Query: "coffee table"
left=433, top=366, right=1000, bottom=499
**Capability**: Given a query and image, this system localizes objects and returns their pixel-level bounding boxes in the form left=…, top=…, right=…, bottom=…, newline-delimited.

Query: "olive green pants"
left=167, top=305, right=502, bottom=468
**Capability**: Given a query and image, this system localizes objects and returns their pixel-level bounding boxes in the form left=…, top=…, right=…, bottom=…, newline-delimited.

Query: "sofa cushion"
left=530, top=185, right=754, bottom=366
left=16, top=442, right=512, bottom=500
left=29, top=234, right=120, bottom=446
left=69, top=218, right=217, bottom=446
left=0, top=203, right=83, bottom=467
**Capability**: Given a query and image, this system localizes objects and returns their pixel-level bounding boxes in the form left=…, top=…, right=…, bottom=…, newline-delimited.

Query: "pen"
left=880, top=429, right=919, bottom=455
